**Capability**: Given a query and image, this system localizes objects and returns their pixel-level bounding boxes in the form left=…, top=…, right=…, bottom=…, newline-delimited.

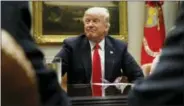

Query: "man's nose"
left=88, top=21, right=94, bottom=26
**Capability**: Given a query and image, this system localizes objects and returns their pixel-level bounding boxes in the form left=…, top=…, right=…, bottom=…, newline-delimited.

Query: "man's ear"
left=105, top=25, right=110, bottom=33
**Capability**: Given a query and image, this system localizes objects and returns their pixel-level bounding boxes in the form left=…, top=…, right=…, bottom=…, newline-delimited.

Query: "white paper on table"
left=93, top=83, right=134, bottom=93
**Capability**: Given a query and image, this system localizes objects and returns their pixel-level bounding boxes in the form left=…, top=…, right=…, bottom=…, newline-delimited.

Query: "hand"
left=114, top=76, right=129, bottom=93
left=114, top=76, right=128, bottom=83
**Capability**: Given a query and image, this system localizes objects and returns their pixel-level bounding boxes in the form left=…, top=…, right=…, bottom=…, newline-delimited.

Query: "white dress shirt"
left=89, top=39, right=105, bottom=96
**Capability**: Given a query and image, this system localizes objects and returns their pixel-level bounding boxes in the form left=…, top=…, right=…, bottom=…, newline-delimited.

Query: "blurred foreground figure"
left=2, top=30, right=41, bottom=106
left=128, top=2, right=184, bottom=106
left=1, top=1, right=70, bottom=106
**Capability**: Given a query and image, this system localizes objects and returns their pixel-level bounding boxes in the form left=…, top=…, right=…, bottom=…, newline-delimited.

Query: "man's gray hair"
left=83, top=7, right=110, bottom=28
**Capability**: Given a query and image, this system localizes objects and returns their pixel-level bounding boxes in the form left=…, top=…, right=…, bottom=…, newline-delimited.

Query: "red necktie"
left=92, top=43, right=102, bottom=96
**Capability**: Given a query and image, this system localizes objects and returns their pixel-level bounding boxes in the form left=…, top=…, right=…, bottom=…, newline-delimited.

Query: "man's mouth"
left=88, top=30, right=95, bottom=32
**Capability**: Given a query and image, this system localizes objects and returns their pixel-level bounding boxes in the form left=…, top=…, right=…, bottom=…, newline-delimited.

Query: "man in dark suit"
left=1, top=1, right=70, bottom=106
left=128, top=2, right=184, bottom=106
left=55, top=7, right=143, bottom=85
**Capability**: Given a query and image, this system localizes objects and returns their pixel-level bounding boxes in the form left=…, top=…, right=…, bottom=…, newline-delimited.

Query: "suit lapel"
left=105, top=37, right=115, bottom=81
left=81, top=38, right=92, bottom=83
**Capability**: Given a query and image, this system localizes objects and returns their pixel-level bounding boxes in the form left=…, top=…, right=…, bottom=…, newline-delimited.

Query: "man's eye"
left=93, top=19, right=99, bottom=23
left=85, top=19, right=90, bottom=23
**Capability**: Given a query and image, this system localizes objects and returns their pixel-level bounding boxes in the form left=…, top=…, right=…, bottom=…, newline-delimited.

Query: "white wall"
left=163, top=2, right=179, bottom=35
left=127, top=2, right=145, bottom=65
left=39, top=45, right=61, bottom=57
left=38, top=1, right=178, bottom=64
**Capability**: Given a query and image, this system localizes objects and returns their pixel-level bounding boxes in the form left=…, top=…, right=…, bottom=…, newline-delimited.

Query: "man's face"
left=83, top=14, right=108, bottom=42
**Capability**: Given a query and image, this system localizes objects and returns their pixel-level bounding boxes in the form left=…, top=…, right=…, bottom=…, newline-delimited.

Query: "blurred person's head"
left=83, top=7, right=110, bottom=43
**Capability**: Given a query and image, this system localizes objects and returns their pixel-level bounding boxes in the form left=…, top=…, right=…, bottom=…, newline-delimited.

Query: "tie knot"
left=94, top=44, right=100, bottom=49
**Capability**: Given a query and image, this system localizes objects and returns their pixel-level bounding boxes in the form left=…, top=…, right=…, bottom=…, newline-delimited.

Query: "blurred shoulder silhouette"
left=1, top=1, right=71, bottom=106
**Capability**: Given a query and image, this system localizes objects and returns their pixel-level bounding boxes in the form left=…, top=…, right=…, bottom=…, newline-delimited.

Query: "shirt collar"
left=89, top=38, right=105, bottom=51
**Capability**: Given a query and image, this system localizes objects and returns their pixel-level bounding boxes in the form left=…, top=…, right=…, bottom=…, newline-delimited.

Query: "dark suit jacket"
left=55, top=34, right=143, bottom=84
left=1, top=1, right=70, bottom=106
left=128, top=2, right=184, bottom=106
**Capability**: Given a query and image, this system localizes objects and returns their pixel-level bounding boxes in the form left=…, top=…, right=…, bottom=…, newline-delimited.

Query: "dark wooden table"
left=70, top=96, right=128, bottom=106
left=67, top=84, right=130, bottom=106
